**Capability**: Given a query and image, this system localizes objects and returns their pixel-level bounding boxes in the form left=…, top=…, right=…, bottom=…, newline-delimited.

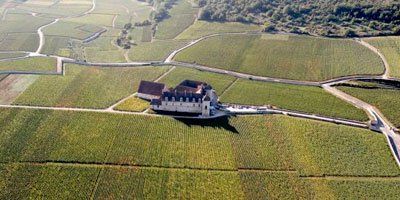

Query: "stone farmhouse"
left=137, top=80, right=218, bottom=116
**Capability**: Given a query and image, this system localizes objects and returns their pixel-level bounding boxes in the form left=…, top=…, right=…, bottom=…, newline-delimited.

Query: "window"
left=205, top=106, right=208, bottom=109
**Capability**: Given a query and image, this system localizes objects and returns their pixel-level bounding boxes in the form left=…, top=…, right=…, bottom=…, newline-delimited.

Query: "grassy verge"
left=175, top=34, right=384, bottom=81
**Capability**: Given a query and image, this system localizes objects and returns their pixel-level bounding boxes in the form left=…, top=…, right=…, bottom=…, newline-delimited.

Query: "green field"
left=44, top=21, right=104, bottom=40
left=128, top=40, right=188, bottom=61
left=0, top=52, right=27, bottom=59
left=64, top=13, right=115, bottom=27
left=0, top=108, right=398, bottom=198
left=0, top=13, right=53, bottom=33
left=114, top=96, right=149, bottom=112
left=175, top=34, right=384, bottom=81
left=16, top=3, right=93, bottom=18
left=41, top=36, right=71, bottom=56
left=0, top=57, right=56, bottom=72
left=0, top=33, right=39, bottom=52
left=155, top=0, right=198, bottom=40
left=364, top=37, right=400, bottom=78
left=220, top=79, right=368, bottom=121
left=13, top=65, right=170, bottom=108
left=85, top=48, right=126, bottom=63
left=176, top=21, right=262, bottom=40
left=158, top=67, right=237, bottom=95
left=337, top=84, right=400, bottom=128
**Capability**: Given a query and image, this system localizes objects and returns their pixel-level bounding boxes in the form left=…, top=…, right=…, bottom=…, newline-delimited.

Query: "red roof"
left=138, top=81, right=165, bottom=96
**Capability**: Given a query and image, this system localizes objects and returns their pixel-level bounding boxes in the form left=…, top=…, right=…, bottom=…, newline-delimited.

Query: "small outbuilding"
left=137, top=80, right=166, bottom=100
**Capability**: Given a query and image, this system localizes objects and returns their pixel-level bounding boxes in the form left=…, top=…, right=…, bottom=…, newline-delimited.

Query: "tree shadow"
left=174, top=116, right=239, bottom=134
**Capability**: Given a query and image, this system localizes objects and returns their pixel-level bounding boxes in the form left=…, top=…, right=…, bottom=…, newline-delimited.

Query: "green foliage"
left=158, top=67, right=237, bottom=95
left=0, top=57, right=56, bottom=72
left=365, top=37, right=400, bottom=78
left=175, top=34, right=384, bottom=81
left=198, top=0, right=400, bottom=37
left=220, top=79, right=368, bottom=121
left=13, top=65, right=170, bottom=108
left=338, top=85, right=400, bottom=128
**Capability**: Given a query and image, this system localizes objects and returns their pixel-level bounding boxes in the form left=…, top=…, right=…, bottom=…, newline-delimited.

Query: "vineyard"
left=0, top=57, right=56, bottom=72
left=175, top=34, right=384, bottom=81
left=0, top=108, right=398, bottom=198
left=364, top=37, right=400, bottom=78
left=114, top=96, right=149, bottom=112
left=176, top=21, right=262, bottom=40
left=13, top=65, right=170, bottom=108
left=128, top=40, right=189, bottom=61
left=220, top=79, right=368, bottom=121
left=154, top=0, right=198, bottom=40
left=337, top=84, right=400, bottom=128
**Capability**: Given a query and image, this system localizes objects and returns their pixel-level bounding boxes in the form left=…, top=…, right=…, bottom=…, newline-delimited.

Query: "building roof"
left=179, top=80, right=205, bottom=88
left=137, top=81, right=165, bottom=96
left=174, top=85, right=201, bottom=94
left=163, top=90, right=203, bottom=102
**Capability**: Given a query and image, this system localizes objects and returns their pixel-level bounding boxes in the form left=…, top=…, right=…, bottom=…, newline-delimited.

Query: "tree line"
left=198, top=0, right=400, bottom=37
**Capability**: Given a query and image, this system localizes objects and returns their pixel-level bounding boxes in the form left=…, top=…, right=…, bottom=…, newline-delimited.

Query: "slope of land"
left=365, top=37, right=400, bottom=78
left=175, top=34, right=384, bottom=81
left=13, top=64, right=170, bottom=108
left=198, top=0, right=400, bottom=37
left=220, top=79, right=368, bottom=121
left=0, top=108, right=398, bottom=198
left=337, top=82, right=400, bottom=128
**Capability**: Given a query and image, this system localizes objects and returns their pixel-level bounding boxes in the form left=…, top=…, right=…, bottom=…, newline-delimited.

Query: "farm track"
left=357, top=38, right=390, bottom=79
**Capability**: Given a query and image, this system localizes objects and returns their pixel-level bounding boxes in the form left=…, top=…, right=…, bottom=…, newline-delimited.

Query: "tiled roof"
left=179, top=80, right=205, bottom=88
left=138, top=81, right=165, bottom=96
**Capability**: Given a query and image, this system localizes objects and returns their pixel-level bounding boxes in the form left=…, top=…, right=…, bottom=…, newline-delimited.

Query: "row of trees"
left=198, top=0, right=400, bottom=37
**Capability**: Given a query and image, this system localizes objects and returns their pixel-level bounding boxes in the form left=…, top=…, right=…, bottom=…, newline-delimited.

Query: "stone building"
left=137, top=80, right=166, bottom=100
left=137, top=80, right=218, bottom=116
